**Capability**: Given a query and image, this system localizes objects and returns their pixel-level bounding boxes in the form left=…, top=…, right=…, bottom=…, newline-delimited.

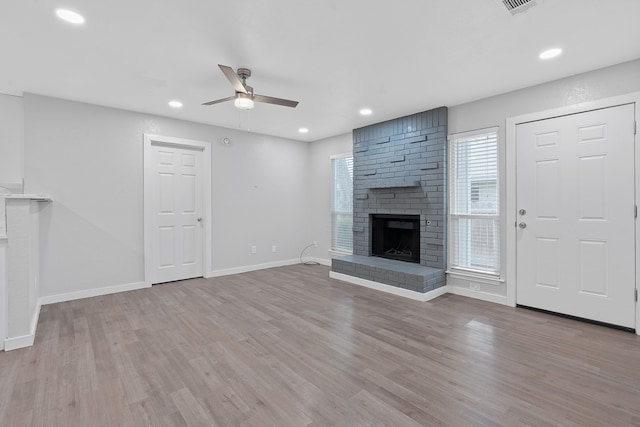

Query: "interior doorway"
left=144, top=134, right=212, bottom=284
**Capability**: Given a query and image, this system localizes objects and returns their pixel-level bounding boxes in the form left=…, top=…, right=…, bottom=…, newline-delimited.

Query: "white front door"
left=150, top=143, right=204, bottom=284
left=516, top=104, right=636, bottom=328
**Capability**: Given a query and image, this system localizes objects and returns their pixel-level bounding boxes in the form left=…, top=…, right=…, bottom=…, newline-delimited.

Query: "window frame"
left=447, top=127, right=500, bottom=277
left=330, top=152, right=354, bottom=254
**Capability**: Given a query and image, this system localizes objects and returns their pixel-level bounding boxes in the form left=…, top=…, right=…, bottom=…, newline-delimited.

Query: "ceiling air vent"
left=502, top=0, right=537, bottom=15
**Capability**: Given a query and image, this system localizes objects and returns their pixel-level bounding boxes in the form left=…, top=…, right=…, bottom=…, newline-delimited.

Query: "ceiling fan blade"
left=253, top=94, right=299, bottom=108
left=201, top=96, right=235, bottom=106
left=218, top=64, right=247, bottom=94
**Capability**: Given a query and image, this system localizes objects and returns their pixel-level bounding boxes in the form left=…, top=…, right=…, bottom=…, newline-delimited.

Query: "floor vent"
left=502, top=0, right=537, bottom=15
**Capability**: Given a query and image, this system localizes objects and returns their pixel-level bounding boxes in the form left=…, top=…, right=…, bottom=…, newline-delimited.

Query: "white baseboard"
left=207, top=258, right=303, bottom=278
left=329, top=271, right=508, bottom=306
left=4, top=300, right=41, bottom=351
left=4, top=333, right=35, bottom=351
left=329, top=271, right=450, bottom=302
left=448, top=286, right=508, bottom=305
left=30, top=300, right=41, bottom=338
left=39, top=281, right=150, bottom=306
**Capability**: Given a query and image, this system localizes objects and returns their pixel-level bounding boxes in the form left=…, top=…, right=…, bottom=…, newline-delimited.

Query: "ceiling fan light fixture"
left=234, top=93, right=254, bottom=110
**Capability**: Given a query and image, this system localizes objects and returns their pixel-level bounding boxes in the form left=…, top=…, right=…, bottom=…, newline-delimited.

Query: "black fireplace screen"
left=371, top=214, right=420, bottom=263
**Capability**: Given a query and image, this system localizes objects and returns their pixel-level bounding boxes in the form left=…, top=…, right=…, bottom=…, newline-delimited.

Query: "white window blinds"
left=448, top=129, right=500, bottom=274
left=331, top=155, right=353, bottom=252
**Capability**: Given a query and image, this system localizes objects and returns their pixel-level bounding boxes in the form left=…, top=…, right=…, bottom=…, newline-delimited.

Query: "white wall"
left=0, top=239, right=6, bottom=349
left=306, top=133, right=353, bottom=263
left=447, top=58, right=640, bottom=301
left=10, top=59, right=640, bottom=304
left=449, top=59, right=640, bottom=135
left=23, top=94, right=310, bottom=298
left=0, top=92, right=23, bottom=349
left=4, top=199, right=41, bottom=339
left=0, top=93, right=24, bottom=185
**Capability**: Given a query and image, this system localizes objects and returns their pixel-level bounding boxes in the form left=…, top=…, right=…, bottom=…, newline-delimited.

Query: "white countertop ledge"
left=3, top=194, right=52, bottom=202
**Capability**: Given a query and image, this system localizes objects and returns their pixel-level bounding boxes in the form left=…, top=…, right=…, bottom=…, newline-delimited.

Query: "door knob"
left=518, top=222, right=527, bottom=229
left=519, top=209, right=526, bottom=215
left=197, top=217, right=203, bottom=222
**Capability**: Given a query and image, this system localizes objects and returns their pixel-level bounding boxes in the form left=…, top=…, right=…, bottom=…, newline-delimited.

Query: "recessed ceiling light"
left=55, top=8, right=85, bottom=25
left=360, top=108, right=373, bottom=116
left=168, top=100, right=183, bottom=108
left=298, top=128, right=309, bottom=134
left=539, top=48, right=562, bottom=60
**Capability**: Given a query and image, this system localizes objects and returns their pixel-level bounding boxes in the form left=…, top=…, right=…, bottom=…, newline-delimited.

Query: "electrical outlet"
left=272, top=245, right=276, bottom=253
left=251, top=245, right=257, bottom=254
left=313, top=241, right=317, bottom=247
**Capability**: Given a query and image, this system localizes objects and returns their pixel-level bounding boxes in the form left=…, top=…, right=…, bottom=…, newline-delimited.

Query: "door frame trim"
left=143, top=134, right=212, bottom=285
left=505, top=92, right=640, bottom=334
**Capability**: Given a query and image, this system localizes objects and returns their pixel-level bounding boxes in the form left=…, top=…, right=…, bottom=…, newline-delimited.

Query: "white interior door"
left=516, top=104, right=636, bottom=328
left=150, top=143, right=204, bottom=284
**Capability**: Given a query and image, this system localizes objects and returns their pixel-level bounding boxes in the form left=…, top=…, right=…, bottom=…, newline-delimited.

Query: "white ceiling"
left=2, top=0, right=639, bottom=141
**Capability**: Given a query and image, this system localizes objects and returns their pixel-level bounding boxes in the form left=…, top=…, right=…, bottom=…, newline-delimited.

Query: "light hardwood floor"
left=1, top=264, right=639, bottom=426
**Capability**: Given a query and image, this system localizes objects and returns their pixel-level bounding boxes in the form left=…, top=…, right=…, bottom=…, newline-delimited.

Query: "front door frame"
left=505, top=92, right=640, bottom=334
left=143, top=134, right=212, bottom=285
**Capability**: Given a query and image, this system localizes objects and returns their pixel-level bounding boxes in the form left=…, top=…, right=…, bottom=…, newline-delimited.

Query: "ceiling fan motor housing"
left=237, top=68, right=252, bottom=80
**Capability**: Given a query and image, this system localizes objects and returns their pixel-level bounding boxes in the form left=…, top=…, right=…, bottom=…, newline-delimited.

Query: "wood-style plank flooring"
left=1, top=264, right=639, bottom=426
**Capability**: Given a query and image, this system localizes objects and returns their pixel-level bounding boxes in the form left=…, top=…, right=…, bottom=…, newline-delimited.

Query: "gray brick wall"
left=352, top=107, right=447, bottom=271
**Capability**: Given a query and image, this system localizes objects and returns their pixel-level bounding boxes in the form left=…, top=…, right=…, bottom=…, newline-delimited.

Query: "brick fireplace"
left=371, top=214, right=420, bottom=263
left=331, top=107, right=447, bottom=295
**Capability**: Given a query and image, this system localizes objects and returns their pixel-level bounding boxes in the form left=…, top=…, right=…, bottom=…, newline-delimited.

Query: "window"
left=448, top=128, right=500, bottom=274
left=331, top=154, right=353, bottom=253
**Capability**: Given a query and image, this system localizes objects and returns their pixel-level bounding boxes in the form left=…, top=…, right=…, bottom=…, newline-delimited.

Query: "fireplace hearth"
left=371, top=214, right=420, bottom=263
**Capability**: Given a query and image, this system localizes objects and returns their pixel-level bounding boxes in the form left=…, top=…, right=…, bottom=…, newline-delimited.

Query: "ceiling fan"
left=202, top=65, right=299, bottom=110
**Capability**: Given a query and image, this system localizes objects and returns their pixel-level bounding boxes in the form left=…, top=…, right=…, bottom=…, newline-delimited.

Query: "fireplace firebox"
left=370, top=214, right=420, bottom=263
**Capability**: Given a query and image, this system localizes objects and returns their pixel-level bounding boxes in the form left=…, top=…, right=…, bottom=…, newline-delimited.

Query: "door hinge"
left=635, top=121, right=637, bottom=135
left=636, top=289, right=638, bottom=302
left=636, top=205, right=638, bottom=218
